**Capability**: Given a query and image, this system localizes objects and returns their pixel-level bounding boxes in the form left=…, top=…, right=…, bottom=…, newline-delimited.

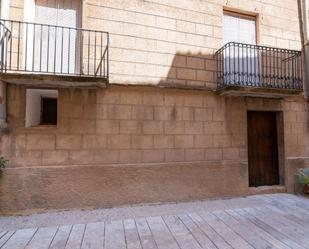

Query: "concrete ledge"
left=248, top=185, right=286, bottom=195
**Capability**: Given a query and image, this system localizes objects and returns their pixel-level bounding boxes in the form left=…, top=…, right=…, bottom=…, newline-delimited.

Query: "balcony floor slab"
left=216, top=85, right=303, bottom=98
left=0, top=73, right=108, bottom=89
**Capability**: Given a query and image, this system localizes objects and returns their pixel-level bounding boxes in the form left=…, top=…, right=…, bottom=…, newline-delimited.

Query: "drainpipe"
left=0, top=81, right=8, bottom=132
left=0, top=0, right=9, bottom=133
left=301, top=0, right=309, bottom=97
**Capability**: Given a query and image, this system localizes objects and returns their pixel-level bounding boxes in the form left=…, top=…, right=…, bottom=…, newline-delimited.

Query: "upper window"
left=223, top=11, right=257, bottom=45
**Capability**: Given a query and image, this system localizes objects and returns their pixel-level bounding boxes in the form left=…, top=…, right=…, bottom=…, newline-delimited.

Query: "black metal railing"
left=0, top=19, right=109, bottom=79
left=0, top=22, right=11, bottom=71
left=215, top=42, right=302, bottom=91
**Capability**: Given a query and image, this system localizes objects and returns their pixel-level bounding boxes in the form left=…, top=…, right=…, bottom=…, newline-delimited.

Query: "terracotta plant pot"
left=303, top=184, right=309, bottom=195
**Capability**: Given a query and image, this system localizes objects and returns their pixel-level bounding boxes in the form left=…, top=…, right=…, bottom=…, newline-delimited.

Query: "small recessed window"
left=26, top=89, right=58, bottom=127
left=41, top=97, right=57, bottom=125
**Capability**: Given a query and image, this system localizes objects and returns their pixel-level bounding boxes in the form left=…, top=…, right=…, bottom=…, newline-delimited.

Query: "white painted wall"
left=25, top=89, right=58, bottom=127
left=23, top=0, right=35, bottom=70
left=1, top=0, right=10, bottom=19
left=24, top=0, right=35, bottom=22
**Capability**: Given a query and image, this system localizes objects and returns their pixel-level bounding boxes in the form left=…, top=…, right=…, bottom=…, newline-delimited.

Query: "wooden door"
left=247, top=111, right=279, bottom=187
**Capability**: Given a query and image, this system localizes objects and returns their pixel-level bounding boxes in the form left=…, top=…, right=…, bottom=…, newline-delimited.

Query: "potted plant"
left=0, top=156, right=8, bottom=174
left=298, top=169, right=309, bottom=195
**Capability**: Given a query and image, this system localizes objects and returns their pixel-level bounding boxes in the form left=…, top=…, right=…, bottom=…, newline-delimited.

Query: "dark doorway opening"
left=247, top=111, right=280, bottom=187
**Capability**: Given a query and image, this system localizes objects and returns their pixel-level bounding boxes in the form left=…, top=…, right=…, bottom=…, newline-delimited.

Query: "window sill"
left=26, top=125, right=57, bottom=130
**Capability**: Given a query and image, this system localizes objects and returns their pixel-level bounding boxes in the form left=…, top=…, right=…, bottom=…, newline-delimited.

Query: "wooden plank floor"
left=0, top=194, right=308, bottom=249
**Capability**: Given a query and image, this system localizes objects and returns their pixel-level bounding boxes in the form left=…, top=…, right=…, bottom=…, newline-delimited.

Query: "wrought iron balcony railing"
left=215, top=42, right=302, bottom=91
left=0, top=19, right=109, bottom=79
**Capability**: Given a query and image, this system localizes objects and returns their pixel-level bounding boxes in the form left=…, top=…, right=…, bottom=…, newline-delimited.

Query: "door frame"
left=246, top=110, right=285, bottom=187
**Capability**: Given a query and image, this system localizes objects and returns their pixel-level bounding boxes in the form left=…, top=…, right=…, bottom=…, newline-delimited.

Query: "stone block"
left=174, top=135, right=194, bottom=148
left=165, top=149, right=185, bottom=162
left=120, top=120, right=142, bottom=134
left=26, top=134, right=55, bottom=150
left=194, top=135, right=213, bottom=148
left=164, top=121, right=185, bottom=134
left=120, top=91, right=143, bottom=105
left=108, top=105, right=131, bottom=119
left=142, top=150, right=165, bottom=163
left=153, top=135, right=174, bottom=149
left=185, top=121, right=203, bottom=134
left=185, top=149, right=205, bottom=161
left=143, top=121, right=164, bottom=134
left=205, top=148, right=223, bottom=160
left=143, top=91, right=164, bottom=106
left=119, top=150, right=142, bottom=163
left=132, top=106, right=154, bottom=120
left=154, top=106, right=182, bottom=121
left=93, top=150, right=119, bottom=164
left=42, top=151, right=69, bottom=165
left=131, top=135, right=153, bottom=149
left=96, top=120, right=119, bottom=134
left=56, top=135, right=82, bottom=150
left=82, top=135, right=107, bottom=149
left=69, top=150, right=93, bottom=164
left=107, top=135, right=131, bottom=149
left=195, top=108, right=212, bottom=121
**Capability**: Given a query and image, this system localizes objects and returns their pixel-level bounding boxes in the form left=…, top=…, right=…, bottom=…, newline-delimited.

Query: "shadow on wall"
left=158, top=52, right=217, bottom=90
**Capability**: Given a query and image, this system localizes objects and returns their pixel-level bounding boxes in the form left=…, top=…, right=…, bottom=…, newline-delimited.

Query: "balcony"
left=215, top=42, right=303, bottom=98
left=0, top=19, right=109, bottom=88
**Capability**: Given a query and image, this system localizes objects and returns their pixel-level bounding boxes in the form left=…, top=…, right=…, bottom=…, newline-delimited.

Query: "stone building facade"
left=0, top=0, right=308, bottom=214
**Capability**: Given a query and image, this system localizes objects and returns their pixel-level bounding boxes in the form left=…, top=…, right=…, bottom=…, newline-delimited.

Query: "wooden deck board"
left=49, top=225, right=72, bottom=249
left=81, top=222, right=105, bottom=249
left=1, top=228, right=37, bottom=249
left=65, top=224, right=86, bottom=249
left=189, top=213, right=232, bottom=249
left=226, top=209, right=290, bottom=249
left=238, top=208, right=306, bottom=249
left=123, top=219, right=143, bottom=249
left=162, top=215, right=202, bottom=249
left=1, top=194, right=309, bottom=249
left=0, top=231, right=15, bottom=248
left=146, top=216, right=180, bottom=249
left=25, top=226, right=57, bottom=249
left=199, top=212, right=254, bottom=249
left=213, top=210, right=275, bottom=249
left=248, top=207, right=309, bottom=247
left=178, top=214, right=217, bottom=249
left=135, top=218, right=159, bottom=249
left=105, top=220, right=127, bottom=249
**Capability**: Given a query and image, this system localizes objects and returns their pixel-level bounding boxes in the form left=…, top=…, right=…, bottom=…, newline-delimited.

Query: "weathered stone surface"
left=0, top=0, right=307, bottom=214
left=0, top=161, right=248, bottom=215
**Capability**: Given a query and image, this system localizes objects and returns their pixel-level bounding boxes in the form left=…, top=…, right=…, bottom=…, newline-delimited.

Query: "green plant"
left=0, top=156, right=8, bottom=172
left=298, top=169, right=309, bottom=185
